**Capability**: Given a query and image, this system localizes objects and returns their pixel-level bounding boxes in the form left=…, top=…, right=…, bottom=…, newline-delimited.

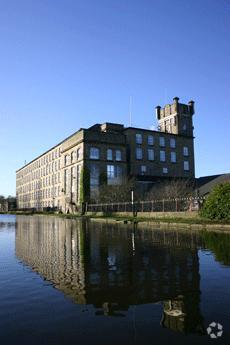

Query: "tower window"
left=163, top=167, right=168, bottom=174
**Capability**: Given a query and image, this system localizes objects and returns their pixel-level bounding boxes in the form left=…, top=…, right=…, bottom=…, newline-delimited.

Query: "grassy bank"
left=3, top=210, right=230, bottom=226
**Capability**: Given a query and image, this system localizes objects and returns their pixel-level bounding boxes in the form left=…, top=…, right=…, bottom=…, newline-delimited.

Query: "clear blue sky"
left=0, top=0, right=229, bottom=196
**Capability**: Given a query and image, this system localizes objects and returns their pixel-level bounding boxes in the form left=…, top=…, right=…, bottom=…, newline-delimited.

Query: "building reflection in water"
left=15, top=216, right=205, bottom=335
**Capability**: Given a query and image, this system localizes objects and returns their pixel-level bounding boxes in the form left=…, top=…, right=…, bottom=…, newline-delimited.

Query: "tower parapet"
left=155, top=97, right=195, bottom=136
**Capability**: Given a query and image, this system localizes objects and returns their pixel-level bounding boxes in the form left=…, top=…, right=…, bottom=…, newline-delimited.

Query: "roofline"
left=16, top=127, right=85, bottom=173
left=124, top=126, right=194, bottom=138
left=16, top=123, right=194, bottom=173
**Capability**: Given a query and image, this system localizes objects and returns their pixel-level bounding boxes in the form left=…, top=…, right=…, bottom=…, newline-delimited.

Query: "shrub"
left=199, top=182, right=230, bottom=220
left=79, top=166, right=90, bottom=203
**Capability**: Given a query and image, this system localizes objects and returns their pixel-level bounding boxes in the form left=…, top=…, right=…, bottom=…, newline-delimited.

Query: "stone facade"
left=16, top=97, right=195, bottom=211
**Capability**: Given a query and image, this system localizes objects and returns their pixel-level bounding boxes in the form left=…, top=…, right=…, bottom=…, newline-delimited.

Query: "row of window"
left=18, top=186, right=62, bottom=202
left=139, top=160, right=190, bottom=175
left=17, top=148, right=61, bottom=179
left=18, top=200, right=61, bottom=208
left=17, top=173, right=62, bottom=194
left=135, top=133, right=177, bottom=148
left=90, top=147, right=122, bottom=161
left=90, top=164, right=123, bottom=187
left=64, top=148, right=82, bottom=166
left=136, top=146, right=189, bottom=161
left=17, top=160, right=62, bottom=186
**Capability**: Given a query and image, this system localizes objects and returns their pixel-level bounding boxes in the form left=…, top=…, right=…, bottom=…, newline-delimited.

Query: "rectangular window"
left=160, top=150, right=166, bottom=162
left=64, top=155, right=68, bottom=166
left=159, top=137, right=165, bottom=147
left=90, top=164, right=99, bottom=201
left=170, top=138, right=176, bottom=148
left=183, top=146, right=189, bottom=156
left=148, top=149, right=154, bottom=161
left=107, top=165, right=123, bottom=185
left=136, top=133, right=142, bottom=144
left=163, top=167, right=168, bottom=174
left=136, top=147, right=143, bottom=160
left=107, top=149, right=113, bottom=161
left=90, top=147, right=100, bottom=159
left=147, top=135, right=154, bottom=145
left=170, top=152, right=176, bottom=163
left=107, top=164, right=115, bottom=179
left=184, top=161, right=189, bottom=171
left=64, top=170, right=67, bottom=192
left=141, top=165, right=147, bottom=175
left=115, top=150, right=121, bottom=161
left=77, top=148, right=81, bottom=160
left=71, top=151, right=74, bottom=163
left=90, top=164, right=99, bottom=186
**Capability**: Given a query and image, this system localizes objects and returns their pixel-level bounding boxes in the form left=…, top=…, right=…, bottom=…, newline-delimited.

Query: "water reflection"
left=16, top=216, right=206, bottom=334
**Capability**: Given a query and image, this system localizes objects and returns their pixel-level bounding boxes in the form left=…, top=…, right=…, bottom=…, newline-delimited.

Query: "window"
left=107, top=164, right=115, bottom=179
left=160, top=150, right=166, bottom=162
left=136, top=133, right=142, bottom=144
left=184, top=161, right=189, bottom=171
left=170, top=138, right=176, bottom=148
left=147, top=135, right=154, bottom=145
left=170, top=152, right=176, bottom=163
left=76, top=148, right=81, bottom=160
left=115, top=150, right=121, bottom=161
left=90, top=147, right=99, bottom=159
left=141, top=165, right=147, bottom=175
left=71, top=151, right=74, bottom=163
left=136, top=147, right=143, bottom=160
left=64, top=170, right=67, bottom=192
left=183, top=146, right=189, bottom=156
left=163, top=167, right=168, bottom=174
left=159, top=137, right=165, bottom=147
left=90, top=164, right=99, bottom=186
left=64, top=155, right=67, bottom=166
left=107, top=165, right=123, bottom=185
left=148, top=149, right=154, bottom=161
left=107, top=149, right=113, bottom=161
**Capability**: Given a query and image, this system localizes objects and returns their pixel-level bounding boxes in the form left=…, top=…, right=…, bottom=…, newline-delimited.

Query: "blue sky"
left=0, top=0, right=229, bottom=196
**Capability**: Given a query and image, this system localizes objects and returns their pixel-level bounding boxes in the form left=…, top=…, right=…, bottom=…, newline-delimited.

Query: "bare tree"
left=146, top=178, right=194, bottom=200
left=99, top=177, right=136, bottom=203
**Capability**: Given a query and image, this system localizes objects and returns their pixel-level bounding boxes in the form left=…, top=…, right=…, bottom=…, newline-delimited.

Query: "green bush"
left=199, top=182, right=230, bottom=220
left=79, top=166, right=90, bottom=203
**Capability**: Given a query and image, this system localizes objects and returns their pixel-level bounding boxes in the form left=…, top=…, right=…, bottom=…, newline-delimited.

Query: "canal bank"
left=4, top=211, right=230, bottom=232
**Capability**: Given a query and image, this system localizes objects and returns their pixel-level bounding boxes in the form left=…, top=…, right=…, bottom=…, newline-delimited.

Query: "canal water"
left=0, top=215, right=230, bottom=345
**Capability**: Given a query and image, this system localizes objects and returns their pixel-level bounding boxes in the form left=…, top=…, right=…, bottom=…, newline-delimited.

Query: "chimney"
left=155, top=106, right=161, bottom=120
left=188, top=100, right=195, bottom=115
left=173, top=97, right=179, bottom=112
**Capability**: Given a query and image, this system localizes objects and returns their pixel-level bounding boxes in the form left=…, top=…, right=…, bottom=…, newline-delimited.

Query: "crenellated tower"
left=155, top=97, right=195, bottom=137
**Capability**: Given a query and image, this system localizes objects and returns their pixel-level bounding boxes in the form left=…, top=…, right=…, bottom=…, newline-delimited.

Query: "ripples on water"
left=0, top=215, right=229, bottom=345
